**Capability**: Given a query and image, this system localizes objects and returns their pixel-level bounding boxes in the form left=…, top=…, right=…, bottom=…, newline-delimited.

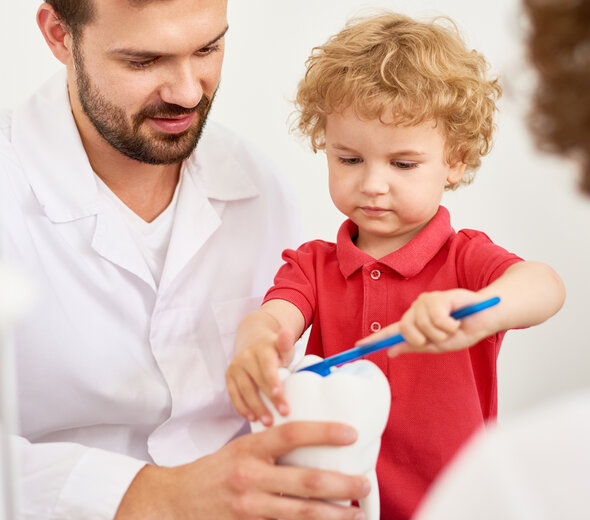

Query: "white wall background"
left=2, top=1, right=589, bottom=418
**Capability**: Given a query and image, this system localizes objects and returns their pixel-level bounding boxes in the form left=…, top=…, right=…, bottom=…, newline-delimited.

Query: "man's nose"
left=159, top=61, right=204, bottom=109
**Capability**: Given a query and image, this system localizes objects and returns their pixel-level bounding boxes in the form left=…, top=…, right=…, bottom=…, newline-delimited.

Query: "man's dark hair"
left=46, top=1, right=95, bottom=38
left=46, top=0, right=171, bottom=38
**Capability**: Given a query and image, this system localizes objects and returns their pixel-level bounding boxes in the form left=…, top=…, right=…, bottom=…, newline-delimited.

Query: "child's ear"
left=447, top=161, right=467, bottom=185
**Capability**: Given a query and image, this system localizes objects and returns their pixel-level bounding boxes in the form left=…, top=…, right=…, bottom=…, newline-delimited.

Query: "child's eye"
left=392, top=161, right=418, bottom=170
left=338, top=157, right=363, bottom=165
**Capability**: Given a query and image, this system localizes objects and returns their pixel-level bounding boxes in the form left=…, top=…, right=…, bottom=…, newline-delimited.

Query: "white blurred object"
left=414, top=389, right=590, bottom=520
left=0, top=264, right=34, bottom=520
left=251, top=355, right=391, bottom=520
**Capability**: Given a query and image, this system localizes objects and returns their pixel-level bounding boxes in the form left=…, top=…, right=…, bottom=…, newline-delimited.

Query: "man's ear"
left=447, top=161, right=467, bottom=185
left=37, top=2, right=73, bottom=66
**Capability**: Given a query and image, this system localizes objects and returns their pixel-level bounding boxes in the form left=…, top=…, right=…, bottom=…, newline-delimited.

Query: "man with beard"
left=0, top=1, right=370, bottom=519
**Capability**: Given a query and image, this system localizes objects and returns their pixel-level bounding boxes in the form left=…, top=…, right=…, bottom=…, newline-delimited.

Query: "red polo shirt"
left=263, top=206, right=523, bottom=520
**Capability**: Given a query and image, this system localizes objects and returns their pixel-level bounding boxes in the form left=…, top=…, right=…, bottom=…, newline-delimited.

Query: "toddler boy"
left=226, top=12, right=565, bottom=519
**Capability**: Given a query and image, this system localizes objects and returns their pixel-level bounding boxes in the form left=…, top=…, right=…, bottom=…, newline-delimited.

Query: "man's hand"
left=115, top=422, right=370, bottom=520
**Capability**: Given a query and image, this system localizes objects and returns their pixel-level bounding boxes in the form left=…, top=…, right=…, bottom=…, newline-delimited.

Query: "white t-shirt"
left=95, top=175, right=180, bottom=287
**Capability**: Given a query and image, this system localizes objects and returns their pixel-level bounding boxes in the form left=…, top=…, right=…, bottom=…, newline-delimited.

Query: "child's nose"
left=360, top=166, right=390, bottom=196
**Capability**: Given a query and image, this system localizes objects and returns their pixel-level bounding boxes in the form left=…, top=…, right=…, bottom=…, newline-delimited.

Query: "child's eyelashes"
left=337, top=157, right=363, bottom=165
left=336, top=157, right=418, bottom=170
left=392, top=161, right=418, bottom=170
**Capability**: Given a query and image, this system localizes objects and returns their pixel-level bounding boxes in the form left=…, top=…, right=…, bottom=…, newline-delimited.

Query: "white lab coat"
left=0, top=71, right=302, bottom=519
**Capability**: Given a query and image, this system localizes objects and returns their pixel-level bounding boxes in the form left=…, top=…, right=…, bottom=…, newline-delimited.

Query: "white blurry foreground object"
left=413, top=389, right=590, bottom=520
left=0, top=264, right=33, bottom=327
left=0, top=263, right=35, bottom=520
left=250, top=355, right=391, bottom=520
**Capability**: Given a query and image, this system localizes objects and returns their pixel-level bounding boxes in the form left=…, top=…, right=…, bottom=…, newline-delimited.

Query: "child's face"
left=324, top=110, right=465, bottom=257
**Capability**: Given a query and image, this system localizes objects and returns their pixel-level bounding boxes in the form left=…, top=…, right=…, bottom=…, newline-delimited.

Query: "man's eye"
left=338, top=157, right=362, bottom=165
left=197, top=44, right=220, bottom=56
left=128, top=58, right=158, bottom=69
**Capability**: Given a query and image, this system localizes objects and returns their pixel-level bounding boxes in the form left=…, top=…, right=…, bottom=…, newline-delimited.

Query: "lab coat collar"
left=10, top=70, right=260, bottom=291
left=11, top=70, right=99, bottom=223
left=10, top=70, right=260, bottom=222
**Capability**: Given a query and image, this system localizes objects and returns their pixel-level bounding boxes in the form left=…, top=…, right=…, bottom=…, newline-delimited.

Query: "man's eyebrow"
left=109, top=25, right=229, bottom=58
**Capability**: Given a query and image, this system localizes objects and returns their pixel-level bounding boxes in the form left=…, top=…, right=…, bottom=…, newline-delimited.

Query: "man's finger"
left=252, top=421, right=358, bottom=459
left=259, top=492, right=365, bottom=520
left=263, top=465, right=370, bottom=503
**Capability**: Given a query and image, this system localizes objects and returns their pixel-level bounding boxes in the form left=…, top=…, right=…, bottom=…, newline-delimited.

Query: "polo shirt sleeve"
left=454, top=229, right=524, bottom=290
left=262, top=242, right=320, bottom=329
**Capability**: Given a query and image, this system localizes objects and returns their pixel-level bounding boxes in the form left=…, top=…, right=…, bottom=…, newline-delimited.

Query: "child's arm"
left=357, top=261, right=566, bottom=357
left=226, top=299, right=305, bottom=426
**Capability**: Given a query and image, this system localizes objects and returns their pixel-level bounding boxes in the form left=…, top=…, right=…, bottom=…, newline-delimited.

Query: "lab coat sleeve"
left=14, top=435, right=146, bottom=520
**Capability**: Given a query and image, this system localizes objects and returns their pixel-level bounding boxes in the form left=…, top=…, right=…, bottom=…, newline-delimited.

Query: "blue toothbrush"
left=297, top=296, right=501, bottom=376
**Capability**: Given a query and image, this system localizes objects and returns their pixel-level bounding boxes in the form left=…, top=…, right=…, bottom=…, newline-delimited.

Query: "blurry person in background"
left=526, top=0, right=590, bottom=196
left=413, top=0, right=590, bottom=518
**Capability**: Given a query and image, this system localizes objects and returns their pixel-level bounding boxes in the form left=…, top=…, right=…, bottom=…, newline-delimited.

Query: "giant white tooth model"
left=250, top=355, right=391, bottom=520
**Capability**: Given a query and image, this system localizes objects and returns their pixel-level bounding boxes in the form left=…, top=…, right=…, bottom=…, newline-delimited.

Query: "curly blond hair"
left=294, top=12, right=502, bottom=188
left=524, top=0, right=590, bottom=195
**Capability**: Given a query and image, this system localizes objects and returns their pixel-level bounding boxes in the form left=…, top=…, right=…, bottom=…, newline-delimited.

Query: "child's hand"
left=226, top=327, right=295, bottom=427
left=358, top=289, right=499, bottom=357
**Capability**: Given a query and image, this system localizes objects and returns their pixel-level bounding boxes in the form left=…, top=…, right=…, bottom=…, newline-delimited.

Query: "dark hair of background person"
left=523, top=0, right=590, bottom=195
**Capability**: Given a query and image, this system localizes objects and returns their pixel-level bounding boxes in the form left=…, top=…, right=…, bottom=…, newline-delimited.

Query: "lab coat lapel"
left=159, top=168, right=222, bottom=293
left=11, top=71, right=99, bottom=223
left=158, top=126, right=261, bottom=293
left=91, top=209, right=156, bottom=291
left=11, top=70, right=156, bottom=290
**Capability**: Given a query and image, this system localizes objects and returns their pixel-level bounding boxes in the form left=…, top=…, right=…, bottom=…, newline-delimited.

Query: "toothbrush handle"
left=298, top=296, right=500, bottom=375
left=343, top=296, right=501, bottom=360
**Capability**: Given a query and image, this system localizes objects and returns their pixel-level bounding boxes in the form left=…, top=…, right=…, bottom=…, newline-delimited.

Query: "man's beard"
left=72, top=44, right=214, bottom=165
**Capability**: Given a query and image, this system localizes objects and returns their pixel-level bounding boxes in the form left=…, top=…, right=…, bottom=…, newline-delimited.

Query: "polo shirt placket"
left=361, top=263, right=391, bottom=377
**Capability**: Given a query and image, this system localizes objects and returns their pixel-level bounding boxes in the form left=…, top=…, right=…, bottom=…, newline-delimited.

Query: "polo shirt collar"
left=337, top=206, right=453, bottom=278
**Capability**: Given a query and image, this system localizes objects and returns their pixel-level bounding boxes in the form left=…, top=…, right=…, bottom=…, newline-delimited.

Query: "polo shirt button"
left=370, top=269, right=381, bottom=280
left=370, top=321, right=381, bottom=332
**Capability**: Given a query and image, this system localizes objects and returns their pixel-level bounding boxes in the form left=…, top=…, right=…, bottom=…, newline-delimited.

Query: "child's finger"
left=226, top=375, right=256, bottom=422
left=387, top=343, right=411, bottom=358
left=415, top=310, right=454, bottom=344
left=355, top=321, right=401, bottom=346
left=256, top=348, right=289, bottom=416
left=276, top=327, right=296, bottom=366
left=232, top=367, right=275, bottom=426
left=399, top=309, right=428, bottom=347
